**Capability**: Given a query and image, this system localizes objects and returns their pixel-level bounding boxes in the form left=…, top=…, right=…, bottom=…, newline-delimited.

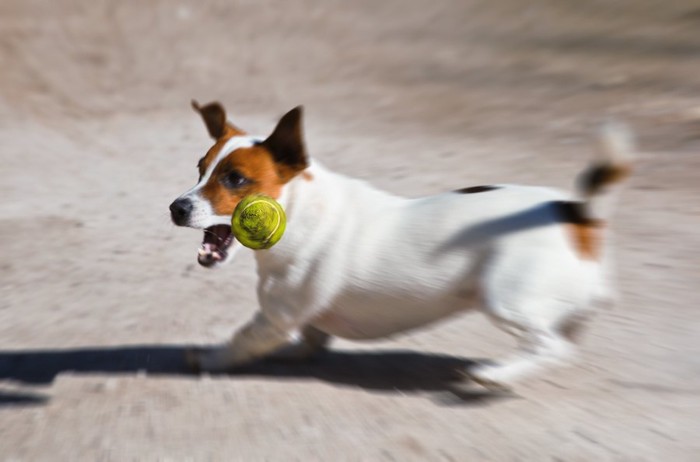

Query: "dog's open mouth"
left=198, top=225, right=234, bottom=267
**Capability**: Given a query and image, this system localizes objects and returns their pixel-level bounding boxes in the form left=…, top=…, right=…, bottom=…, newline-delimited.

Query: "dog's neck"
left=253, top=160, right=399, bottom=271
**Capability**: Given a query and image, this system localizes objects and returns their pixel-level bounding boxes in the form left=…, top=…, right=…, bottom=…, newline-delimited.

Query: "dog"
left=170, top=101, right=633, bottom=390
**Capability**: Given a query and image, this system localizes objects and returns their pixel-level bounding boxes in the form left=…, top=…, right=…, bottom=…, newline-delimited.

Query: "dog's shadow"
left=0, top=345, right=510, bottom=407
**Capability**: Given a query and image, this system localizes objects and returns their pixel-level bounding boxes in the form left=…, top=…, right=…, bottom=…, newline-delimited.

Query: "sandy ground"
left=1, top=1, right=700, bottom=460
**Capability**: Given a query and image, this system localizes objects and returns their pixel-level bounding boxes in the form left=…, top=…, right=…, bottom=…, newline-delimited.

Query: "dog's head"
left=170, top=101, right=308, bottom=268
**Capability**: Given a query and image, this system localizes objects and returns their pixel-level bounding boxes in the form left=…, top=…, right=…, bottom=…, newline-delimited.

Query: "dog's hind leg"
left=466, top=323, right=574, bottom=391
left=269, top=325, right=331, bottom=361
left=464, top=239, right=604, bottom=390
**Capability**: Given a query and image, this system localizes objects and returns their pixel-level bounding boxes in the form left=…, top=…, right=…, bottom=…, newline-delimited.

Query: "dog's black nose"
left=170, top=198, right=193, bottom=225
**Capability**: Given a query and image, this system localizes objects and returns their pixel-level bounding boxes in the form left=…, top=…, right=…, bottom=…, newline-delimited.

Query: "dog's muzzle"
left=169, top=196, right=235, bottom=268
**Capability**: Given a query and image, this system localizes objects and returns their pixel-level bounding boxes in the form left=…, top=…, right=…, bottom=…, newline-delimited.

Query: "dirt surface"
left=1, top=1, right=699, bottom=460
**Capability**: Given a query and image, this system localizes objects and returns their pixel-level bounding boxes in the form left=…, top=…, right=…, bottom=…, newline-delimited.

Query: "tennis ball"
left=231, top=194, right=286, bottom=250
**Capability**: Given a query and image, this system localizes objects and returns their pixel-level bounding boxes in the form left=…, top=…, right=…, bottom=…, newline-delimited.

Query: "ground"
left=1, top=1, right=699, bottom=460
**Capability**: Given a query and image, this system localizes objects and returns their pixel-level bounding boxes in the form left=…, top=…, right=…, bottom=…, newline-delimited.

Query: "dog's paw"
left=463, top=363, right=512, bottom=393
left=268, top=342, right=327, bottom=363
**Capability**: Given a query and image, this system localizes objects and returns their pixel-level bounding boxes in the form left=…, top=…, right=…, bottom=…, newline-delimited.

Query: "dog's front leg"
left=186, top=311, right=296, bottom=372
left=268, top=325, right=331, bottom=361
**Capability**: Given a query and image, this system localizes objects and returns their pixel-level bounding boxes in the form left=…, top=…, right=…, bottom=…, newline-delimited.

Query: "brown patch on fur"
left=199, top=145, right=306, bottom=216
left=301, top=171, right=313, bottom=181
left=554, top=201, right=604, bottom=261
left=193, top=104, right=309, bottom=216
left=567, top=224, right=603, bottom=261
left=578, top=163, right=631, bottom=196
left=275, top=163, right=306, bottom=183
left=455, top=185, right=500, bottom=194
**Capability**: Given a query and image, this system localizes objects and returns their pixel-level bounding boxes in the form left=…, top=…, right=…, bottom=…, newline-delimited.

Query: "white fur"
left=188, top=157, right=616, bottom=390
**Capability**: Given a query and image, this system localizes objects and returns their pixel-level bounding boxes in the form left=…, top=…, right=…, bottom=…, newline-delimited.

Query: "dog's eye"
left=222, top=171, right=250, bottom=189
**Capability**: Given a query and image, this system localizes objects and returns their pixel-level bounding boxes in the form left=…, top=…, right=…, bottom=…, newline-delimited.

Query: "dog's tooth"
left=198, top=248, right=207, bottom=256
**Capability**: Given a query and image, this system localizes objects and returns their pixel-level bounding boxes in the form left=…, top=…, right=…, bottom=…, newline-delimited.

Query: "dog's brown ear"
left=191, top=100, right=244, bottom=139
left=262, top=106, right=308, bottom=172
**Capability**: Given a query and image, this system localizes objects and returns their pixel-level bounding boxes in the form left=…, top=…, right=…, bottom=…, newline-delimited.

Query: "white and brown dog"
left=170, top=101, right=633, bottom=390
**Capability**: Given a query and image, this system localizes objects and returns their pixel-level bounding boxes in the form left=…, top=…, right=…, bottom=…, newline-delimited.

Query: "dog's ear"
left=262, top=106, right=308, bottom=172
left=191, top=100, right=244, bottom=139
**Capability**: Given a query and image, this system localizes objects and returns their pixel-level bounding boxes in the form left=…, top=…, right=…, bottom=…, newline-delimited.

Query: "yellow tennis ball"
left=231, top=194, right=286, bottom=250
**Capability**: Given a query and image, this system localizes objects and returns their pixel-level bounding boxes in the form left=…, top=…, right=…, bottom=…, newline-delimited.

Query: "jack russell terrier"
left=170, top=101, right=633, bottom=390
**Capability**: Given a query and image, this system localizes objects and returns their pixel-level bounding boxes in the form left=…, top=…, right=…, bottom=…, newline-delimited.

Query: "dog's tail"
left=575, top=120, right=635, bottom=222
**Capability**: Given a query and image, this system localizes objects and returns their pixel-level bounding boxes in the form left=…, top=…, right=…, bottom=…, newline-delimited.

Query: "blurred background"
left=1, top=0, right=699, bottom=460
